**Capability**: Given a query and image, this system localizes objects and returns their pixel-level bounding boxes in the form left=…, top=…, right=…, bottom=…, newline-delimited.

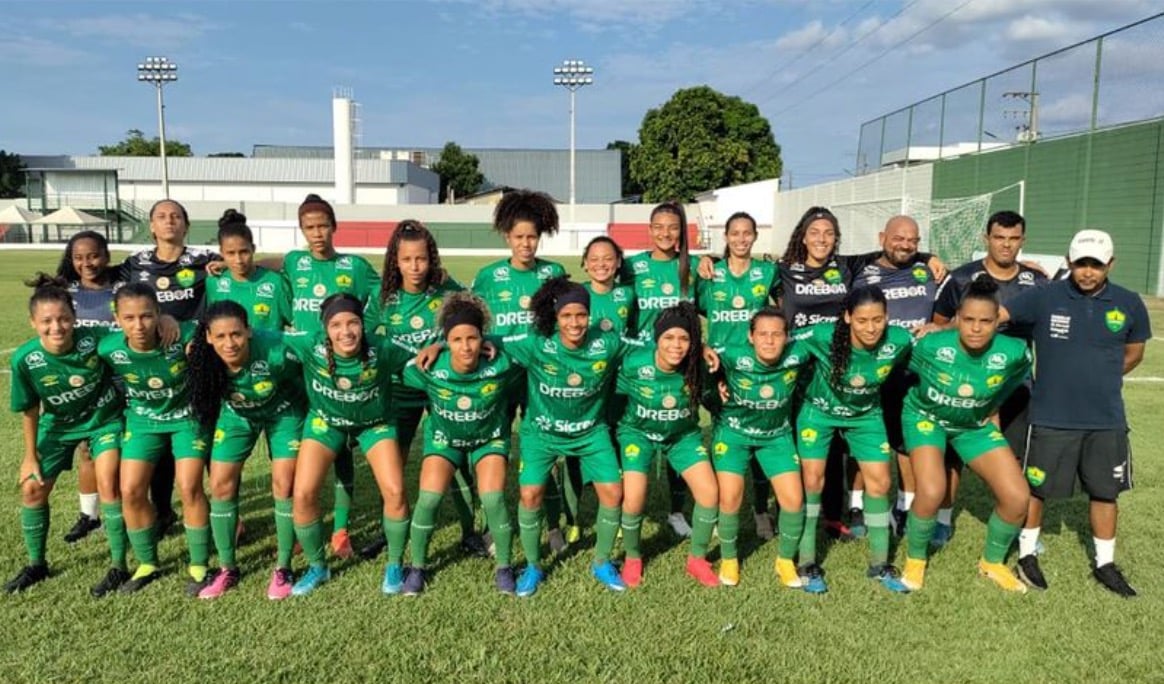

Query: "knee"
left=802, top=468, right=824, bottom=493
left=913, top=478, right=945, bottom=509
left=380, top=479, right=405, bottom=507
left=21, top=481, right=48, bottom=506
left=720, top=489, right=744, bottom=514
left=271, top=472, right=294, bottom=500
left=863, top=471, right=891, bottom=497
left=520, top=488, right=543, bottom=510
left=597, top=483, right=622, bottom=508
left=121, top=478, right=148, bottom=504
left=293, top=481, right=321, bottom=510
left=209, top=477, right=236, bottom=502
left=176, top=478, right=205, bottom=504
left=999, top=485, right=1030, bottom=522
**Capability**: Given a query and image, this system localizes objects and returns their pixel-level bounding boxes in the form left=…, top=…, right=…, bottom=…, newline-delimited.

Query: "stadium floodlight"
left=552, top=59, right=595, bottom=206
left=137, top=56, right=179, bottom=198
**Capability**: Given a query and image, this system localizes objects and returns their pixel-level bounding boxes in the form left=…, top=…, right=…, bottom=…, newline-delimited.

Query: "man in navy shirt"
left=1005, top=229, right=1150, bottom=596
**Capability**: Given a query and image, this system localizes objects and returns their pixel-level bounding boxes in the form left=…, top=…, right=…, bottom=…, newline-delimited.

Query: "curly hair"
left=650, top=202, right=692, bottom=296
left=493, top=189, right=559, bottom=237
left=828, top=285, right=887, bottom=388
left=188, top=300, right=249, bottom=430
left=25, top=273, right=75, bottom=316
left=437, top=291, right=490, bottom=336
left=530, top=275, right=587, bottom=338
left=56, top=231, right=118, bottom=286
left=654, top=301, right=704, bottom=412
left=782, top=206, right=840, bottom=266
left=380, top=219, right=447, bottom=303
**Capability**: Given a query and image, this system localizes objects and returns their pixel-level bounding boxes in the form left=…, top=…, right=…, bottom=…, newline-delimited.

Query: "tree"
left=606, top=140, right=643, bottom=199
left=208, top=152, right=245, bottom=158
left=629, top=86, right=782, bottom=202
left=0, top=150, right=25, bottom=198
left=98, top=129, right=193, bottom=157
left=430, top=142, right=484, bottom=203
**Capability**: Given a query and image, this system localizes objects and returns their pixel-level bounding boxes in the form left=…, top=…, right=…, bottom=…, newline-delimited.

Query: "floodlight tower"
left=137, top=56, right=179, bottom=198
left=552, top=59, right=594, bottom=206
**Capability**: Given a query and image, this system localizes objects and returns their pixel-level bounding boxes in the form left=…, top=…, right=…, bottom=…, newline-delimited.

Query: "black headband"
left=654, top=310, right=699, bottom=342
left=321, top=295, right=363, bottom=324
left=554, top=286, right=590, bottom=314
left=442, top=308, right=484, bottom=336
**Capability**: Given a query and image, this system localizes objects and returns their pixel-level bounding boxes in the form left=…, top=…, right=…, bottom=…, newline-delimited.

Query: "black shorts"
left=999, top=383, right=1031, bottom=459
left=1023, top=426, right=1131, bottom=501
left=880, top=369, right=915, bottom=454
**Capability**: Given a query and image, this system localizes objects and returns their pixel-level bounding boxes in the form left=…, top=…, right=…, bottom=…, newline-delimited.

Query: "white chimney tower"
left=332, top=88, right=355, bottom=205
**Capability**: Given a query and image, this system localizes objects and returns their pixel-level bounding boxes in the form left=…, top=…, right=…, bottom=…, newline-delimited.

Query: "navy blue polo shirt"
left=1006, top=278, right=1151, bottom=430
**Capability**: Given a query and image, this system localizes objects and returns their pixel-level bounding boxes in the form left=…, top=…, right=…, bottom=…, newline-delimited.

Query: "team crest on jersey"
left=911, top=267, right=928, bottom=283
left=986, top=353, right=1007, bottom=370
left=360, top=367, right=378, bottom=383
left=216, top=279, right=231, bottom=293
left=156, top=277, right=172, bottom=290
left=759, top=385, right=774, bottom=399
left=1025, top=466, right=1046, bottom=487
left=633, top=260, right=649, bottom=275
left=799, top=428, right=818, bottom=445
left=176, top=269, right=195, bottom=287
left=623, top=443, right=641, bottom=459
left=428, top=298, right=442, bottom=312
left=257, top=282, right=276, bottom=297
left=311, top=416, right=329, bottom=434
left=214, top=429, right=226, bottom=445
left=1105, top=308, right=1126, bottom=333
left=751, top=284, right=767, bottom=298
left=617, top=305, right=629, bottom=319
left=732, top=295, right=745, bottom=309
left=519, top=296, right=531, bottom=309
left=312, top=284, right=327, bottom=297
left=336, top=377, right=353, bottom=390
left=822, top=268, right=842, bottom=284
left=638, top=366, right=655, bottom=380
left=457, top=396, right=472, bottom=410
left=147, top=377, right=164, bottom=389
left=254, top=303, right=271, bottom=317
left=336, top=256, right=353, bottom=270
left=25, top=352, right=47, bottom=369
left=936, top=347, right=956, bottom=364
left=495, top=267, right=510, bottom=282
left=783, top=370, right=797, bottom=385
left=986, top=374, right=1003, bottom=388
left=68, top=374, right=85, bottom=388
left=876, top=365, right=892, bottom=379
left=916, top=420, right=935, bottom=434
left=335, top=274, right=353, bottom=288
left=77, top=337, right=96, bottom=354
left=410, top=316, right=425, bottom=330
left=592, top=360, right=607, bottom=374
left=169, top=361, right=186, bottom=376
left=481, top=382, right=498, bottom=396
left=254, top=380, right=274, bottom=396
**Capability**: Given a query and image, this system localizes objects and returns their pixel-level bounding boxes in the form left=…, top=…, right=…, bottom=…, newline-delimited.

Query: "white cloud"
left=49, top=12, right=219, bottom=49
left=0, top=36, right=93, bottom=67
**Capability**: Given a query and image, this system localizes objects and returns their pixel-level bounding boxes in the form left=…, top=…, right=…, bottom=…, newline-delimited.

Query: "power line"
left=769, top=0, right=976, bottom=118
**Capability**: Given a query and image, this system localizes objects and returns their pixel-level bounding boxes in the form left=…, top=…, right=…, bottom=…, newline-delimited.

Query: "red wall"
left=607, top=223, right=701, bottom=250
left=331, top=221, right=399, bottom=248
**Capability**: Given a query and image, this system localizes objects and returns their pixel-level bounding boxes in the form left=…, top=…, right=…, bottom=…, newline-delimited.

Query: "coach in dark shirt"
left=1003, top=229, right=1150, bottom=597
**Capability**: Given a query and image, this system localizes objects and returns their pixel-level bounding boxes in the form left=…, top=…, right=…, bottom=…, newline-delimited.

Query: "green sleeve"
left=358, top=256, right=381, bottom=307
left=275, top=271, right=294, bottom=329
left=282, top=331, right=314, bottom=360
left=9, top=354, right=36, bottom=413
left=768, top=264, right=781, bottom=301
left=401, top=360, right=427, bottom=391
left=179, top=321, right=198, bottom=345
left=502, top=334, right=532, bottom=367
left=382, top=338, right=414, bottom=374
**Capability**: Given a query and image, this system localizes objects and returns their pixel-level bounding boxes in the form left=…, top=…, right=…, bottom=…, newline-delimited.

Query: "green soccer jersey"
left=283, top=250, right=380, bottom=334
left=221, top=330, right=305, bottom=422
left=503, top=330, right=630, bottom=436
left=905, top=330, right=1031, bottom=429
left=716, top=343, right=804, bottom=440
left=471, top=258, right=566, bottom=340
left=624, top=252, right=701, bottom=342
left=10, top=330, right=121, bottom=427
left=795, top=322, right=913, bottom=418
left=698, top=258, right=780, bottom=351
left=585, top=282, right=635, bottom=336
left=615, top=346, right=703, bottom=441
left=283, top=331, right=410, bottom=429
left=401, top=351, right=517, bottom=448
left=206, top=267, right=293, bottom=332
left=99, top=324, right=199, bottom=431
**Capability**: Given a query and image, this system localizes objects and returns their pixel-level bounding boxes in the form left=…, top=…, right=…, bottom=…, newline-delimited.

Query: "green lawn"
left=1, top=251, right=1162, bottom=683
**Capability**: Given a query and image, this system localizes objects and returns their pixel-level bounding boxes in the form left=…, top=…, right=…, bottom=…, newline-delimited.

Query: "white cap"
left=1068, top=229, right=1114, bottom=264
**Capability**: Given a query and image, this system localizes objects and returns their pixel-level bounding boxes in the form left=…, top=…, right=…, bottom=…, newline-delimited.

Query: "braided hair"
left=650, top=202, right=692, bottom=296
left=828, top=285, right=887, bottom=388
left=655, top=301, right=704, bottom=411
left=320, top=293, right=371, bottom=383
left=56, top=231, right=118, bottom=286
left=381, top=219, right=447, bottom=303
left=530, top=276, right=587, bottom=338
left=493, top=190, right=560, bottom=237
left=782, top=206, right=840, bottom=266
left=188, top=300, right=249, bottom=430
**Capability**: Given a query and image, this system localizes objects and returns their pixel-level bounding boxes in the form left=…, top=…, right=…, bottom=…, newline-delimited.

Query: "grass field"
left=1, top=251, right=1162, bottom=683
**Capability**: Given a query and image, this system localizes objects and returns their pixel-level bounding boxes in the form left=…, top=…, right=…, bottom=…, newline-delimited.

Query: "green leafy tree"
left=630, top=86, right=782, bottom=202
left=98, top=129, right=193, bottom=157
left=0, top=150, right=25, bottom=198
left=606, top=140, right=643, bottom=199
left=431, top=142, right=484, bottom=203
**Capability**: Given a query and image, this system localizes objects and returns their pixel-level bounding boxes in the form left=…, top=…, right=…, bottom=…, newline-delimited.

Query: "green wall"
left=932, top=119, right=1164, bottom=294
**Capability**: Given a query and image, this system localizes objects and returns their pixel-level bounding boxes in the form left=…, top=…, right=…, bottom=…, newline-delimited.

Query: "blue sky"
left=1, top=0, right=1158, bottom=183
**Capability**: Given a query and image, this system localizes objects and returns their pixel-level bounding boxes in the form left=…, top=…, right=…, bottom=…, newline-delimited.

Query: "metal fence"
left=855, top=14, right=1164, bottom=175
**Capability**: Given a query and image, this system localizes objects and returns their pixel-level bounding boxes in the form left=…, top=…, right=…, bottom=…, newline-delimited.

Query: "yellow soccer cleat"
left=902, top=557, right=927, bottom=591
left=719, top=558, right=740, bottom=586
left=978, top=559, right=1028, bottom=594
left=566, top=525, right=581, bottom=544
left=774, top=558, right=803, bottom=588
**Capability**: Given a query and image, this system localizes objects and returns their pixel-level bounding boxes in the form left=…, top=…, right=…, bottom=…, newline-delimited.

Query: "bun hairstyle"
left=381, top=219, right=447, bottom=302
left=25, top=273, right=75, bottom=316
left=188, top=300, right=250, bottom=430
left=828, top=285, right=887, bottom=387
left=649, top=202, right=692, bottom=296
left=960, top=276, right=1001, bottom=311
left=298, top=193, right=337, bottom=228
left=782, top=206, right=840, bottom=266
left=57, top=230, right=116, bottom=285
left=217, top=208, right=254, bottom=245
left=493, top=190, right=559, bottom=237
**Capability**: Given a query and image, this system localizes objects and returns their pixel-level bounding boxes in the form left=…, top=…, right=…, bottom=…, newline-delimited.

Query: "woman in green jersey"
left=205, top=210, right=292, bottom=332
left=794, top=285, right=912, bottom=594
left=187, top=301, right=307, bottom=600
left=100, top=284, right=212, bottom=595
left=712, top=306, right=806, bottom=588
left=6, top=278, right=127, bottom=596
left=617, top=302, right=720, bottom=588
left=900, top=279, right=1031, bottom=593
left=400, top=293, right=522, bottom=595
left=284, top=293, right=412, bottom=597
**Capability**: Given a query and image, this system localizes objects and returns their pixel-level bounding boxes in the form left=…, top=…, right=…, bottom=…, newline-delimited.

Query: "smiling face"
left=650, top=210, right=682, bottom=256
left=879, top=217, right=921, bottom=268
left=725, top=217, right=757, bottom=260
left=749, top=314, right=787, bottom=365
left=655, top=327, right=692, bottom=372
left=583, top=240, right=620, bottom=286
left=396, top=238, right=430, bottom=293
left=957, top=298, right=999, bottom=353
left=219, top=235, right=255, bottom=280
left=31, top=300, right=75, bottom=354
left=207, top=316, right=251, bottom=370
left=299, top=211, right=336, bottom=258
left=846, top=301, right=887, bottom=350
left=556, top=302, right=589, bottom=348
left=71, top=237, right=110, bottom=287
left=447, top=323, right=483, bottom=374
left=803, top=219, right=836, bottom=266
left=115, top=295, right=160, bottom=352
left=506, top=220, right=540, bottom=268
left=326, top=311, right=363, bottom=357
left=150, top=201, right=188, bottom=245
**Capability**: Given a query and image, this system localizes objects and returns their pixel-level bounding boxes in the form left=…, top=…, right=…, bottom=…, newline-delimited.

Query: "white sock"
left=895, top=492, right=906, bottom=510
left=1018, top=527, right=1041, bottom=558
left=1094, top=537, right=1115, bottom=567
left=849, top=490, right=864, bottom=511
left=936, top=508, right=953, bottom=526
left=902, top=491, right=915, bottom=511
left=80, top=493, right=100, bottom=519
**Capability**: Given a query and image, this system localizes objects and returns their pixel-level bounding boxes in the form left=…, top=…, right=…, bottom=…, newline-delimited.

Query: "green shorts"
left=902, top=407, right=1009, bottom=464
left=424, top=423, right=510, bottom=469
left=518, top=426, right=621, bottom=487
left=618, top=427, right=709, bottom=475
left=302, top=412, right=397, bottom=455
left=796, top=405, right=891, bottom=463
left=211, top=409, right=305, bottom=463
left=36, top=418, right=122, bottom=481
left=710, top=426, right=800, bottom=478
left=122, top=423, right=211, bottom=463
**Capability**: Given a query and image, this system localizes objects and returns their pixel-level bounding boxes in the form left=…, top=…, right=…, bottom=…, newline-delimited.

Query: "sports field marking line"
left=1126, top=376, right=1164, bottom=382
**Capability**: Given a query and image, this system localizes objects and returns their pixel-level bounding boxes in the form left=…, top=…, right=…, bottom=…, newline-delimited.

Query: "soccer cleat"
left=547, top=528, right=567, bottom=555
left=90, top=567, right=130, bottom=598
left=890, top=507, right=908, bottom=537
left=902, top=557, right=927, bottom=591
left=798, top=563, right=827, bottom=594
left=686, top=556, right=719, bottom=588
left=592, top=561, right=626, bottom=592
left=359, top=537, right=387, bottom=560
left=4, top=564, right=48, bottom=594
left=515, top=564, right=545, bottom=597
left=867, top=564, right=911, bottom=593
left=185, top=570, right=213, bottom=598
left=198, top=568, right=241, bottom=600
left=667, top=513, right=693, bottom=538
left=566, top=525, right=582, bottom=544
left=847, top=508, right=867, bottom=538
left=291, top=565, right=331, bottom=596
left=330, top=529, right=353, bottom=560
left=459, top=533, right=490, bottom=558
left=495, top=566, right=517, bottom=595
left=64, top=514, right=101, bottom=543
left=931, top=522, right=954, bottom=549
left=718, top=558, right=740, bottom=586
left=824, top=518, right=856, bottom=542
left=621, top=557, right=643, bottom=588
left=754, top=512, right=775, bottom=541
left=1093, top=563, right=1137, bottom=598
left=119, top=566, right=161, bottom=594
left=381, top=563, right=405, bottom=595
left=402, top=567, right=426, bottom=596
left=1016, top=555, right=1048, bottom=590
left=267, top=568, right=294, bottom=600
left=978, top=559, right=1027, bottom=594
left=773, top=558, right=803, bottom=588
